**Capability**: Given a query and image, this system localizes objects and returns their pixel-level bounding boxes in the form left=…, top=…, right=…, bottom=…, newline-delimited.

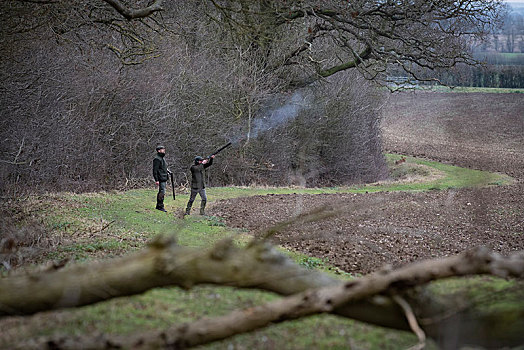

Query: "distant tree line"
left=392, top=4, right=524, bottom=89
left=434, top=62, right=524, bottom=88
left=435, top=4, right=524, bottom=88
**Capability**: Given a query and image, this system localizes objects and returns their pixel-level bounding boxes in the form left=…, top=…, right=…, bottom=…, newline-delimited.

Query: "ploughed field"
left=212, top=92, right=524, bottom=274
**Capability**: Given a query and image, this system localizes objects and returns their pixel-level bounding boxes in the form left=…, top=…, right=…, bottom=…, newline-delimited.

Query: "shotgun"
left=168, top=170, right=175, bottom=200
left=208, top=142, right=232, bottom=158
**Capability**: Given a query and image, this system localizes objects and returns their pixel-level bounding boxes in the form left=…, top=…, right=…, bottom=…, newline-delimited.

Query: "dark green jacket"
left=153, top=154, right=168, bottom=182
left=190, top=157, right=213, bottom=190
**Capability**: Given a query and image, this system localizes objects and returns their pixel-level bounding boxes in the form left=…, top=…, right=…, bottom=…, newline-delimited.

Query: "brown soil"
left=211, top=92, right=524, bottom=274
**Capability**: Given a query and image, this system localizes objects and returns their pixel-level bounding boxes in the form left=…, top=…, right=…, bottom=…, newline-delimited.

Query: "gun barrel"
left=213, top=142, right=232, bottom=156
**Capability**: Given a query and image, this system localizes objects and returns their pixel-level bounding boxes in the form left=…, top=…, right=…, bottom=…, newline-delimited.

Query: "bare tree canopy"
left=94, top=0, right=509, bottom=86
left=197, top=0, right=509, bottom=86
left=208, top=0, right=505, bottom=85
left=3, top=0, right=508, bottom=86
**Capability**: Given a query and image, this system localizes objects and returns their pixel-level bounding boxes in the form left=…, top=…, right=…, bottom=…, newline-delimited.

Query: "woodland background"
left=1, top=1, right=522, bottom=194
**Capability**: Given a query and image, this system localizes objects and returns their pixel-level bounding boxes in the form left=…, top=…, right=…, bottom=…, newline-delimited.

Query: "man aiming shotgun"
left=185, top=142, right=232, bottom=216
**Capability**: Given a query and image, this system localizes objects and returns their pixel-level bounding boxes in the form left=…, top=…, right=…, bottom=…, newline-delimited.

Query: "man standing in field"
left=153, top=145, right=170, bottom=212
left=185, top=154, right=215, bottom=216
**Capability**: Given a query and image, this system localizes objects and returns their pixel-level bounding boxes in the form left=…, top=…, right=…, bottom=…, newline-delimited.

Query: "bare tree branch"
left=102, top=0, right=163, bottom=20
left=2, top=230, right=524, bottom=349
left=393, top=295, right=426, bottom=350
left=0, top=236, right=339, bottom=317
left=208, top=0, right=507, bottom=86
left=18, top=246, right=524, bottom=349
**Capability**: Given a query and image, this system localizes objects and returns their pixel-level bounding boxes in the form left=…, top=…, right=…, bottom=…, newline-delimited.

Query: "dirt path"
left=211, top=92, right=524, bottom=274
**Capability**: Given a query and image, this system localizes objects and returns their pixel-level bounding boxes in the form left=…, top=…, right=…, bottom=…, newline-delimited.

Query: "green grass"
left=206, top=154, right=510, bottom=198
left=385, top=85, right=524, bottom=93
left=428, top=276, right=524, bottom=340
left=380, top=154, right=513, bottom=192
left=498, top=52, right=524, bottom=60
left=68, top=191, right=252, bottom=249
left=26, top=285, right=425, bottom=350
left=422, top=86, right=524, bottom=93
left=1, top=154, right=514, bottom=349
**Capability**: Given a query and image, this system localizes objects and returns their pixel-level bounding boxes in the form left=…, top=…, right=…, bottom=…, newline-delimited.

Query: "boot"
left=185, top=200, right=193, bottom=216
left=156, top=192, right=166, bottom=212
left=200, top=200, right=207, bottom=215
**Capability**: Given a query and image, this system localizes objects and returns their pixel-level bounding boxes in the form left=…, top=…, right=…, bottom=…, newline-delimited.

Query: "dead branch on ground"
left=2, top=235, right=523, bottom=349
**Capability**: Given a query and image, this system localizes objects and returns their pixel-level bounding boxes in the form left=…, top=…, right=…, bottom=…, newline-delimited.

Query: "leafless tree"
left=203, top=0, right=508, bottom=86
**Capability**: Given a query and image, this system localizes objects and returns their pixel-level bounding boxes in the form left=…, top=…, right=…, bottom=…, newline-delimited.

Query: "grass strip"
left=2, top=154, right=512, bottom=350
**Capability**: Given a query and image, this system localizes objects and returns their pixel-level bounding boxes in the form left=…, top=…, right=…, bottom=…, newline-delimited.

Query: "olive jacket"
left=190, top=157, right=213, bottom=190
left=153, top=153, right=169, bottom=182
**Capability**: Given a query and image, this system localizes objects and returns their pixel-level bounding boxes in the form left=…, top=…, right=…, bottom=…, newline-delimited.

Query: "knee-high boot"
left=156, top=192, right=166, bottom=212
left=200, top=200, right=207, bottom=215
left=185, top=200, right=194, bottom=215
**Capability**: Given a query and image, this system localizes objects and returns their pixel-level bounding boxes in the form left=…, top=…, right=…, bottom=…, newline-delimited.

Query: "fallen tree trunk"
left=0, top=235, right=408, bottom=329
left=1, top=235, right=523, bottom=349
